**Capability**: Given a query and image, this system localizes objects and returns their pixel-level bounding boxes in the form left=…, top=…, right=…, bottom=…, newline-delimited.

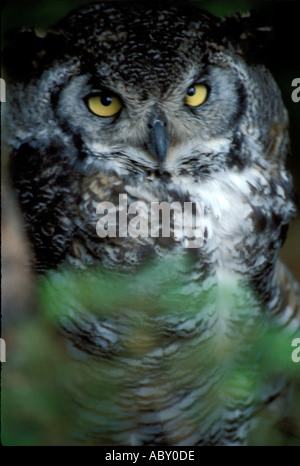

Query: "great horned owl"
left=4, top=1, right=300, bottom=446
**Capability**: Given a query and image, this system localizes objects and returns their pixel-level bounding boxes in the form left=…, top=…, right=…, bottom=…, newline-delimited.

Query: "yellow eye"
left=87, top=93, right=122, bottom=117
left=185, top=84, right=208, bottom=107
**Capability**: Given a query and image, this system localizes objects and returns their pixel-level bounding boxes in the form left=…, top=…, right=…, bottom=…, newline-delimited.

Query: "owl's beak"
left=147, top=117, right=171, bottom=172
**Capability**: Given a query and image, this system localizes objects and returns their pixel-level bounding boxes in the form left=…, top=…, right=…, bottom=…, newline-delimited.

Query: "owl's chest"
left=61, top=170, right=272, bottom=446
left=68, top=167, right=268, bottom=280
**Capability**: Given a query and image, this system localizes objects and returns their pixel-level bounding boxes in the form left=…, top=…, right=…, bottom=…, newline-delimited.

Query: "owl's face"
left=54, top=4, right=250, bottom=179
left=58, top=63, right=242, bottom=176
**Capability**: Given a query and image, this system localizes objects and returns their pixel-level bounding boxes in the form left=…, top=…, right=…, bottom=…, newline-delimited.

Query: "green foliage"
left=193, top=1, right=266, bottom=17
left=2, top=256, right=299, bottom=445
left=1, top=317, right=76, bottom=445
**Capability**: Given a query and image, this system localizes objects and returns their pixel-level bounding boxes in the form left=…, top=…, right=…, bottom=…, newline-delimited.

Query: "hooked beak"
left=147, top=115, right=171, bottom=173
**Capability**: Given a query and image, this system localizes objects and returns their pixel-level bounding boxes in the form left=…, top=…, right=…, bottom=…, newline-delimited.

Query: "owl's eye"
left=87, top=93, right=122, bottom=117
left=185, top=84, right=208, bottom=107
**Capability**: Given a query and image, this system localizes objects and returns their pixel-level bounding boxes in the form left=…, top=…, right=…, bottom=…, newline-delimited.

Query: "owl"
left=4, top=1, right=300, bottom=446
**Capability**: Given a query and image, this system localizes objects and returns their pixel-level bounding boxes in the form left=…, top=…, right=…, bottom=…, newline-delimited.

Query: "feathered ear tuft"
left=219, top=4, right=300, bottom=67
left=2, top=27, right=67, bottom=82
left=218, top=9, right=275, bottom=63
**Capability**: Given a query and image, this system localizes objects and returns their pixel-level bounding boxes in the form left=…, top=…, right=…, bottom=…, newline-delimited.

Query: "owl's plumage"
left=4, top=1, right=300, bottom=445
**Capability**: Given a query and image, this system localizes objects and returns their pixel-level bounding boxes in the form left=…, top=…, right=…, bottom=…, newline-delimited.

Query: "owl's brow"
left=166, top=67, right=209, bottom=97
left=86, top=76, right=117, bottom=93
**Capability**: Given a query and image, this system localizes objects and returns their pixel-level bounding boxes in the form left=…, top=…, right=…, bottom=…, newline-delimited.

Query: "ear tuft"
left=219, top=9, right=275, bottom=63
left=219, top=5, right=300, bottom=67
left=3, top=27, right=67, bottom=81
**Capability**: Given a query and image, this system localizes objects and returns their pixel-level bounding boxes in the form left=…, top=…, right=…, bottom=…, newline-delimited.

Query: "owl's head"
left=5, top=1, right=288, bottom=182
